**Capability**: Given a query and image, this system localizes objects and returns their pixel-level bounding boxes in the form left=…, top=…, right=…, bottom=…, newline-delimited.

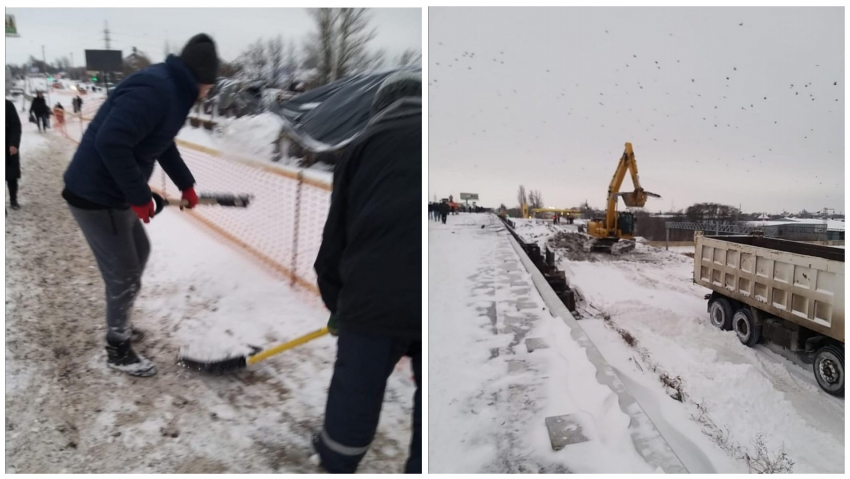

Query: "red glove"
left=181, top=187, right=198, bottom=210
left=131, top=201, right=155, bottom=224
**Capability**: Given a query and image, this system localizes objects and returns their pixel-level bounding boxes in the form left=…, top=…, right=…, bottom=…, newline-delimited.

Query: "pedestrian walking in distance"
left=29, top=91, right=50, bottom=132
left=72, top=95, right=83, bottom=114
left=62, top=34, right=219, bottom=377
left=6, top=99, right=22, bottom=210
left=440, top=201, right=449, bottom=224
left=313, top=70, right=422, bottom=473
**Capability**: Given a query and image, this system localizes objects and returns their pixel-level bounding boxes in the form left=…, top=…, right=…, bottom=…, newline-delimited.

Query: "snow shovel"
left=177, top=326, right=330, bottom=374
left=152, top=192, right=252, bottom=214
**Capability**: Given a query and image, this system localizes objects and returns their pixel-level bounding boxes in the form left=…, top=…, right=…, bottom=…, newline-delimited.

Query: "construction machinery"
left=587, top=142, right=660, bottom=252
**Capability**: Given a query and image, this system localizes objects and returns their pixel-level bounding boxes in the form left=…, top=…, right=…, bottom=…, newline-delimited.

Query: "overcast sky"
left=429, top=7, right=844, bottom=214
left=5, top=8, right=420, bottom=66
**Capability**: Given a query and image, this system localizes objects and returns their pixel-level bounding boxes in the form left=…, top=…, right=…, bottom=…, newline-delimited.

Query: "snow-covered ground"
left=746, top=218, right=846, bottom=231
left=509, top=217, right=845, bottom=473
left=5, top=111, right=414, bottom=473
left=429, top=213, right=685, bottom=473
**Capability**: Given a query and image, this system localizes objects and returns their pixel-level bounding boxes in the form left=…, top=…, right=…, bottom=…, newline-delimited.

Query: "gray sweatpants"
left=68, top=205, right=150, bottom=343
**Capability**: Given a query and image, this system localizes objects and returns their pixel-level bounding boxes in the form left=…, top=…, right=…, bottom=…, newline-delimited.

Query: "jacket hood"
left=367, top=97, right=421, bottom=129
left=165, top=54, right=200, bottom=107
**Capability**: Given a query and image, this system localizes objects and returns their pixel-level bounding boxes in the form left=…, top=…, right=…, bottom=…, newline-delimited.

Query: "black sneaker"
left=106, top=340, right=156, bottom=377
left=10, top=203, right=20, bottom=210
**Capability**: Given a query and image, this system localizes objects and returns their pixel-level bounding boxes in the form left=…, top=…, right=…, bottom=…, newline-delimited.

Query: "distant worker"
left=440, top=201, right=449, bottom=224
left=313, top=71, right=422, bottom=473
left=72, top=95, right=83, bottom=114
left=29, top=91, right=50, bottom=132
left=61, top=33, right=219, bottom=377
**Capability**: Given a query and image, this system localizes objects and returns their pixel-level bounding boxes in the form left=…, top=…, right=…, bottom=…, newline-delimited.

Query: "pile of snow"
left=177, top=112, right=284, bottom=161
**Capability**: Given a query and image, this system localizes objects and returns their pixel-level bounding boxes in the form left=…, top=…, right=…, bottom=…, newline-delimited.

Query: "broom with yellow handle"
left=178, top=326, right=330, bottom=374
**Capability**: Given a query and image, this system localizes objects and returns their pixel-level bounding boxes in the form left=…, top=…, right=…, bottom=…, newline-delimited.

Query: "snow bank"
left=561, top=247, right=845, bottom=473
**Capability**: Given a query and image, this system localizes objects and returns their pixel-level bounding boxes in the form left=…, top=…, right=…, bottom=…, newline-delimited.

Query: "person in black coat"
left=72, top=95, right=83, bottom=114
left=312, top=71, right=421, bottom=474
left=29, top=91, right=50, bottom=132
left=6, top=100, right=22, bottom=209
left=439, top=201, right=449, bottom=224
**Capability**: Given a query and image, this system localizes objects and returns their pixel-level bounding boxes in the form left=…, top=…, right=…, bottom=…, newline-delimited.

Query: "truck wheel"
left=708, top=298, right=733, bottom=330
left=813, top=345, right=844, bottom=397
left=733, top=308, right=761, bottom=346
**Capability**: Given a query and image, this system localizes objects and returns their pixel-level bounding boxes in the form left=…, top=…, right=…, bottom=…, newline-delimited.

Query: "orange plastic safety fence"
left=66, top=111, right=332, bottom=299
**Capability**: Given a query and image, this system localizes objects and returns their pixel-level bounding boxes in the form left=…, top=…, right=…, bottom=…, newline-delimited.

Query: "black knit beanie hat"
left=180, top=34, right=219, bottom=84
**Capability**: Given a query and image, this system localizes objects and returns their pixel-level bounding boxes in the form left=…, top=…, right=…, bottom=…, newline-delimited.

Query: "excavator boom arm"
left=605, top=143, right=635, bottom=228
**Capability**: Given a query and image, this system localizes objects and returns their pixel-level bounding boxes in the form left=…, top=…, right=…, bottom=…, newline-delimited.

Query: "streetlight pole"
left=42, top=44, right=51, bottom=107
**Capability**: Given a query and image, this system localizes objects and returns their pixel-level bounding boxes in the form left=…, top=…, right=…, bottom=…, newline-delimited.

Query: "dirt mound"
left=548, top=232, right=594, bottom=261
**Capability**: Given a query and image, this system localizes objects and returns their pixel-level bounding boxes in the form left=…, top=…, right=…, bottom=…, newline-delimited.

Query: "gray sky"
left=429, top=7, right=844, bottom=214
left=5, top=8, right=420, bottom=66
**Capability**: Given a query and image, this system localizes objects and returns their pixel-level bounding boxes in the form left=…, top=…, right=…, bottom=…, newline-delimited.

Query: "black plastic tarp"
left=271, top=67, right=420, bottom=152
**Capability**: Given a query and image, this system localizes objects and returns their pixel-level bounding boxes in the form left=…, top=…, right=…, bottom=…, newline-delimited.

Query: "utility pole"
left=103, top=21, right=111, bottom=90
left=42, top=45, right=51, bottom=107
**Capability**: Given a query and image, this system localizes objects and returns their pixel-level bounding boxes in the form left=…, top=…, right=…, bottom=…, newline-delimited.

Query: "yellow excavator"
left=587, top=142, right=661, bottom=252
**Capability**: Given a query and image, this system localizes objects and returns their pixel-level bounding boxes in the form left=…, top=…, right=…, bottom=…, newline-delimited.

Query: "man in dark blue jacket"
left=62, top=34, right=218, bottom=377
left=313, top=71, right=421, bottom=473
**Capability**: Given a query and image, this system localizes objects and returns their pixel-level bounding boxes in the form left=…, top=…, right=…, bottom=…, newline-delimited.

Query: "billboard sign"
left=6, top=15, right=18, bottom=37
left=460, top=193, right=479, bottom=201
left=85, top=49, right=123, bottom=72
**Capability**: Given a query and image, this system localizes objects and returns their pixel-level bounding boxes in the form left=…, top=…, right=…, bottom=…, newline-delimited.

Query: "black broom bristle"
left=177, top=354, right=248, bottom=374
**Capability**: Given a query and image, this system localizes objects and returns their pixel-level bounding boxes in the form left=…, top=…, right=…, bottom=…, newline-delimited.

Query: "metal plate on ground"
left=525, top=337, right=549, bottom=353
left=545, top=413, right=590, bottom=451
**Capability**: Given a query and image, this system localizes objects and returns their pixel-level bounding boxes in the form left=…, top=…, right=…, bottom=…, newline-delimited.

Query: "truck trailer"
left=694, top=232, right=844, bottom=396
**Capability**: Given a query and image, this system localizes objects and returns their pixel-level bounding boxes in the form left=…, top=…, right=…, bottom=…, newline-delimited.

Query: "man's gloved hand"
left=181, top=187, right=198, bottom=210
left=327, top=313, right=339, bottom=337
left=131, top=201, right=156, bottom=224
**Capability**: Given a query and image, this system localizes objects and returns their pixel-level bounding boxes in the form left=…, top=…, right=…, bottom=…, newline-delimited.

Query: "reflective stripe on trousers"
left=320, top=428, right=370, bottom=457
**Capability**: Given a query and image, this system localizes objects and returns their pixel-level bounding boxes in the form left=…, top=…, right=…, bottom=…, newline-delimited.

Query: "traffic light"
left=91, top=77, right=97, bottom=82
left=47, top=76, right=53, bottom=81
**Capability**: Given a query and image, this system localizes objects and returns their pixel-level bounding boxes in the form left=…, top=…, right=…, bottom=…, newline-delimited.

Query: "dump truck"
left=694, top=232, right=845, bottom=396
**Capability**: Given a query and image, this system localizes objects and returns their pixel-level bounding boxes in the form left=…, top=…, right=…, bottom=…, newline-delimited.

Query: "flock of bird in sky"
left=429, top=21, right=842, bottom=199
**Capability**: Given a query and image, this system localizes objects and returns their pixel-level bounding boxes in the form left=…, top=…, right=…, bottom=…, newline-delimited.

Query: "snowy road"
left=5, top=117, right=414, bottom=473
left=429, top=213, right=682, bottom=473
left=512, top=218, right=845, bottom=473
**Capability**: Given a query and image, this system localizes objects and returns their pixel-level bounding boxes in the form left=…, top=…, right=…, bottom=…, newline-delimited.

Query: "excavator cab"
left=618, top=211, right=635, bottom=236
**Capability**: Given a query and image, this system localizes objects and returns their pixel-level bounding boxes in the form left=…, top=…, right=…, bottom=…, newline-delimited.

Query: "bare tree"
left=335, top=8, right=377, bottom=79
left=53, top=56, right=72, bottom=72
left=517, top=185, right=527, bottom=208
left=219, top=60, right=243, bottom=78
left=285, top=39, right=298, bottom=77
left=395, top=48, right=421, bottom=68
left=267, top=36, right=284, bottom=87
left=305, top=8, right=337, bottom=85
left=529, top=190, right=543, bottom=209
left=360, top=48, right=386, bottom=72
left=240, top=39, right=268, bottom=81
left=123, top=48, right=152, bottom=76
